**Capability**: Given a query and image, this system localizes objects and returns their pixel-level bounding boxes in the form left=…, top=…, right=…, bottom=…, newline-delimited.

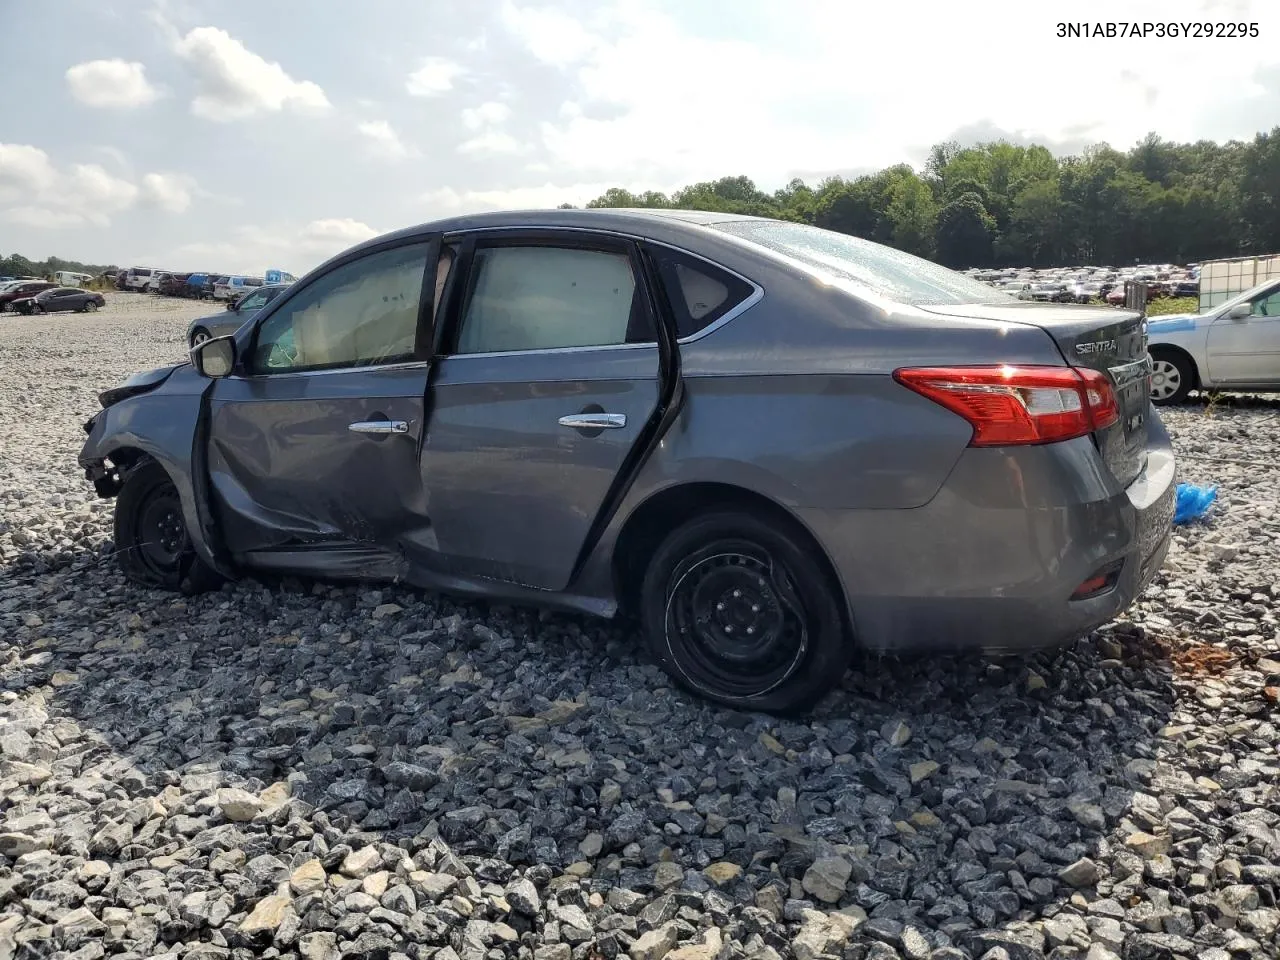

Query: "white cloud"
left=357, top=120, right=415, bottom=161
left=65, top=59, right=160, bottom=109
left=298, top=218, right=379, bottom=252
left=0, top=143, right=198, bottom=228
left=457, top=101, right=526, bottom=156
left=461, top=102, right=511, bottom=130
left=0, top=145, right=137, bottom=227
left=406, top=57, right=463, bottom=97
left=0, top=143, right=59, bottom=197
left=504, top=0, right=1280, bottom=185
left=421, top=181, right=658, bottom=215
left=140, top=172, right=195, bottom=213
left=147, top=218, right=380, bottom=275
left=458, top=130, right=525, bottom=156
left=4, top=207, right=90, bottom=229
left=173, top=26, right=330, bottom=120
left=498, top=0, right=600, bottom=67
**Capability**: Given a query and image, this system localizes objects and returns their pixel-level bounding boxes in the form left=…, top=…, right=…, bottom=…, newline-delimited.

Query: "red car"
left=0, top=280, right=54, bottom=311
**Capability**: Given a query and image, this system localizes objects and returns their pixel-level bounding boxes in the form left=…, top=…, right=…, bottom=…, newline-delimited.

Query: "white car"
left=1147, top=277, right=1280, bottom=404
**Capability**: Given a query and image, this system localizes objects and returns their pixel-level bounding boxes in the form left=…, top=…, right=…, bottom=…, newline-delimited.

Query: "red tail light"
left=893, top=365, right=1120, bottom=447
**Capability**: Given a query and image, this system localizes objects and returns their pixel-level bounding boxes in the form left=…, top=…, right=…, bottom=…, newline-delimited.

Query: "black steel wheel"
left=640, top=511, right=850, bottom=714
left=114, top=460, right=218, bottom=592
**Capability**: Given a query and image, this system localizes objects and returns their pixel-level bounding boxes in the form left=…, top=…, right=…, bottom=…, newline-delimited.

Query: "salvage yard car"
left=79, top=209, right=1175, bottom=713
left=187, top=283, right=291, bottom=346
left=0, top=279, right=54, bottom=310
left=1146, top=276, right=1280, bottom=404
left=10, top=286, right=105, bottom=314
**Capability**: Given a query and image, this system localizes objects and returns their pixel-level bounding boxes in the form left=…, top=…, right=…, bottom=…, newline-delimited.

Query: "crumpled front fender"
left=79, top=364, right=233, bottom=578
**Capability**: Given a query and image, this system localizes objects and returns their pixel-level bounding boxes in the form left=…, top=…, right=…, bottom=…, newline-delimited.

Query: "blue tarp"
left=1173, top=482, right=1218, bottom=525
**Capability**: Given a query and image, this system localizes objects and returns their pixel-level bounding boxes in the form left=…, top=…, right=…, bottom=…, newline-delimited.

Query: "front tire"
left=640, top=511, right=850, bottom=714
left=190, top=327, right=211, bottom=347
left=113, top=461, right=216, bottom=592
left=1149, top=349, right=1194, bottom=405
left=83, top=300, right=98, bottom=313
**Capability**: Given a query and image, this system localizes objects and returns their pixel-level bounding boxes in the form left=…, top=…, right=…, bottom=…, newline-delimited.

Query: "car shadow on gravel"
left=0, top=541, right=1183, bottom=952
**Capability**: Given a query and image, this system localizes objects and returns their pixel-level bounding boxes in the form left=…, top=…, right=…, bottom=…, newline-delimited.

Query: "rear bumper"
left=806, top=412, right=1177, bottom=654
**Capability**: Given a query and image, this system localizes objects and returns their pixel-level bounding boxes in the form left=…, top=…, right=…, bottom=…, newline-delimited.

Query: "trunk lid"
left=920, top=302, right=1151, bottom=486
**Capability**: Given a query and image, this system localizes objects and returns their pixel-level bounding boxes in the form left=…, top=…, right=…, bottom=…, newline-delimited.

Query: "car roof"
left=371, top=207, right=768, bottom=244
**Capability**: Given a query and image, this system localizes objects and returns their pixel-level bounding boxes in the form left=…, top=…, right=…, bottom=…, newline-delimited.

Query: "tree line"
left=578, top=127, right=1280, bottom=269
left=0, top=253, right=117, bottom=280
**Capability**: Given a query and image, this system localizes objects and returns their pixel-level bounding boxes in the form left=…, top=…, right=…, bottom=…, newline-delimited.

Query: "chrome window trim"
left=226, top=358, right=431, bottom=382
left=438, top=341, right=660, bottom=362
left=434, top=226, right=764, bottom=360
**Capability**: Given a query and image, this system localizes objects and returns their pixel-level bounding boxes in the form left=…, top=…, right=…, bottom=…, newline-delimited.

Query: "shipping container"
left=1199, top=254, right=1280, bottom=311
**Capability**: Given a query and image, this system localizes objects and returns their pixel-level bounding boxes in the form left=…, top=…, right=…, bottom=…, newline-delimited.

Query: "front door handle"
left=349, top=420, right=409, bottom=434
left=558, top=413, right=626, bottom=430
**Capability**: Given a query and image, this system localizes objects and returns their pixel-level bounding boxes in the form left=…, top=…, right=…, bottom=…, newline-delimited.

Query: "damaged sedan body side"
left=79, top=223, right=684, bottom=616
left=80, top=208, right=1175, bottom=715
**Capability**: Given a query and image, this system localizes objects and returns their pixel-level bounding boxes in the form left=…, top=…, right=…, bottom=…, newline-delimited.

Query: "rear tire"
left=114, top=461, right=219, bottom=593
left=1149, top=349, right=1194, bottom=405
left=640, top=511, right=850, bottom=714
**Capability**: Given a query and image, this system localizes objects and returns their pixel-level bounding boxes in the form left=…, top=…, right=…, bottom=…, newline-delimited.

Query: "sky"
left=1, top=0, right=1278, bottom=275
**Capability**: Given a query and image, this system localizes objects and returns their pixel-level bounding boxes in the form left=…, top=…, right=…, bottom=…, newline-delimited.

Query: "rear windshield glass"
left=711, top=220, right=1014, bottom=306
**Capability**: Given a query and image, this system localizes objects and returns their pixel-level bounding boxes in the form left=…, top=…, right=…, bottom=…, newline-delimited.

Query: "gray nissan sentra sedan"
left=79, top=209, right=1176, bottom=714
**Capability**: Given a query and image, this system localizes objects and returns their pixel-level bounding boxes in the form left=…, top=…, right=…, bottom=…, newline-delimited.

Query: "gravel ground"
left=1, top=292, right=1278, bottom=960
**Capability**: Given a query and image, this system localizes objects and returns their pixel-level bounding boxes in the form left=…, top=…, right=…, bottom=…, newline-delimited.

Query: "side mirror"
left=1227, top=302, right=1252, bottom=320
left=191, top=335, right=236, bottom=378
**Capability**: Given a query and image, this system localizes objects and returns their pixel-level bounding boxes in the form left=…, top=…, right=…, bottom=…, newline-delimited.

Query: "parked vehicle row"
left=968, top=264, right=1200, bottom=305
left=112, top=265, right=289, bottom=303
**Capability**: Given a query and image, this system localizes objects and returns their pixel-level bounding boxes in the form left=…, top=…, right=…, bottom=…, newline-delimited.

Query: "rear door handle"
left=349, top=420, right=409, bottom=434
left=558, top=413, right=626, bottom=430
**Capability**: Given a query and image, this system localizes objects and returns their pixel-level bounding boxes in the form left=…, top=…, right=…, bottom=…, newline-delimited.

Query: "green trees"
left=0, top=253, right=117, bottom=279
left=584, top=126, right=1280, bottom=266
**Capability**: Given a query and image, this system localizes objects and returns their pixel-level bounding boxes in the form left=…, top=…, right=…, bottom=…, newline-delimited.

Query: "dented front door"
left=205, top=238, right=439, bottom=559
left=208, top=364, right=433, bottom=557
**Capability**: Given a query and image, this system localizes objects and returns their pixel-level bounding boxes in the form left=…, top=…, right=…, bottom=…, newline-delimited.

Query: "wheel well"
left=612, top=482, right=853, bottom=636
left=107, top=446, right=151, bottom=474
left=1149, top=344, right=1199, bottom=387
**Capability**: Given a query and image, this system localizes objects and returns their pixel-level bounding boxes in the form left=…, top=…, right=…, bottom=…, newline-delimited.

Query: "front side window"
left=1250, top=288, right=1280, bottom=317
left=251, top=243, right=428, bottom=373
left=237, top=289, right=271, bottom=312
left=452, top=244, right=644, bottom=354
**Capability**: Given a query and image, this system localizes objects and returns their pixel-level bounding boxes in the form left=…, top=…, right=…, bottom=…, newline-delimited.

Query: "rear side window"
left=452, top=244, right=648, bottom=354
left=649, top=247, right=755, bottom=338
left=712, top=220, right=1013, bottom=306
